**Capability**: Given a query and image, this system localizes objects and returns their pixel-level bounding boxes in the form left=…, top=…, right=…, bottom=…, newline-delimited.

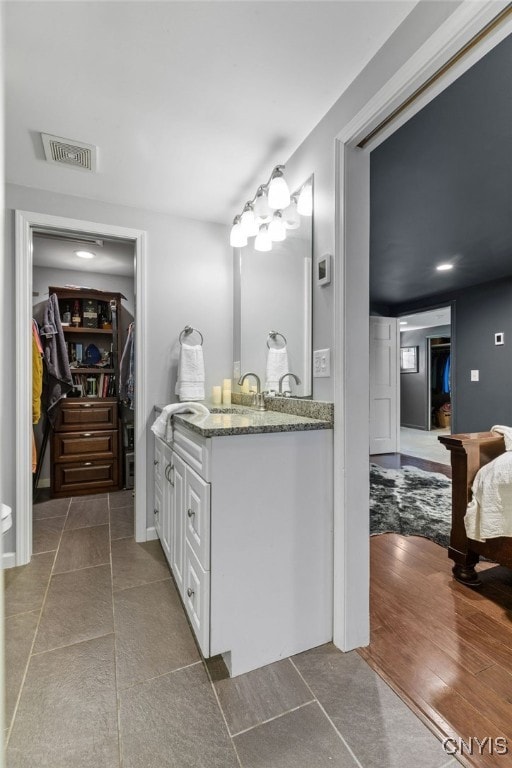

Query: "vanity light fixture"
left=240, top=204, right=259, bottom=237
left=282, top=196, right=301, bottom=230
left=296, top=183, right=313, bottom=216
left=267, top=166, right=291, bottom=209
left=268, top=211, right=286, bottom=242
left=254, top=224, right=272, bottom=252
left=229, top=216, right=248, bottom=248
left=400, top=321, right=408, bottom=325
left=74, top=250, right=95, bottom=259
left=253, top=186, right=272, bottom=224
left=436, top=263, right=453, bottom=271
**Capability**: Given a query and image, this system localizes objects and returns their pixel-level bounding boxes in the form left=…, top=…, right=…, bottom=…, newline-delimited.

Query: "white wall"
left=4, top=183, right=232, bottom=549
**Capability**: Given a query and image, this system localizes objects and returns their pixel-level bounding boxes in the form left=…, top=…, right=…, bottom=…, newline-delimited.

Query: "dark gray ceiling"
left=370, top=33, right=512, bottom=309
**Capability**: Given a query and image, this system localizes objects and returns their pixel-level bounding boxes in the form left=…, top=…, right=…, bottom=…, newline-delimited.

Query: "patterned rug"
left=370, top=463, right=452, bottom=547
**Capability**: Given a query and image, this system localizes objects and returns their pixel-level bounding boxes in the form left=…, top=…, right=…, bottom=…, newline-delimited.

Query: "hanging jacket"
left=41, top=294, right=73, bottom=422
left=32, top=322, right=43, bottom=424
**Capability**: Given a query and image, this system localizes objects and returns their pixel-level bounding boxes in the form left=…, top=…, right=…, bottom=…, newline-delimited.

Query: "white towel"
left=151, top=402, right=210, bottom=443
left=175, top=343, right=205, bottom=401
left=491, top=425, right=512, bottom=451
left=265, top=347, right=290, bottom=392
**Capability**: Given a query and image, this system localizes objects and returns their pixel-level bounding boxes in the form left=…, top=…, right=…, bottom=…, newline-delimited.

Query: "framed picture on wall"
left=400, top=346, right=418, bottom=373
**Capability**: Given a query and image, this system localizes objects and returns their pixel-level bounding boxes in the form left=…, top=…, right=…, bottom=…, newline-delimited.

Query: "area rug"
left=370, top=463, right=452, bottom=547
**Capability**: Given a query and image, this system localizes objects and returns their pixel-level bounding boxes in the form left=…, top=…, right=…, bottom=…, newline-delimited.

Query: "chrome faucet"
left=278, top=373, right=301, bottom=396
left=238, top=373, right=266, bottom=411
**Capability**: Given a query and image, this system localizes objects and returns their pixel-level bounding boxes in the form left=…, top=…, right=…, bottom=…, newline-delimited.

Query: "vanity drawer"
left=55, top=400, right=117, bottom=432
left=173, top=425, right=210, bottom=481
left=52, top=430, right=118, bottom=462
left=184, top=541, right=210, bottom=657
left=185, top=466, right=210, bottom=569
left=52, top=458, right=119, bottom=497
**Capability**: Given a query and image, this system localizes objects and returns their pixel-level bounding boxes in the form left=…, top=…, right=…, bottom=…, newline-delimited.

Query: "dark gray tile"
left=119, top=663, right=238, bottom=768
left=65, top=497, right=109, bottom=530
left=33, top=516, right=65, bottom=554
left=110, top=505, right=134, bottom=540
left=34, top=565, right=113, bottom=653
left=33, top=497, right=70, bottom=520
left=234, top=701, right=359, bottom=767
left=293, top=644, right=448, bottom=768
left=109, top=490, right=134, bottom=509
left=114, top=579, right=200, bottom=689
left=5, top=552, right=55, bottom=617
left=53, top=525, right=110, bottom=574
left=111, top=538, right=170, bottom=591
left=5, top=611, right=40, bottom=726
left=212, top=658, right=312, bottom=735
left=7, top=635, right=119, bottom=768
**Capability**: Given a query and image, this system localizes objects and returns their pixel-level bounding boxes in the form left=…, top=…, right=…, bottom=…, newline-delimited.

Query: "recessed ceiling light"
left=436, top=263, right=453, bottom=271
left=75, top=250, right=95, bottom=259
left=400, top=321, right=408, bottom=325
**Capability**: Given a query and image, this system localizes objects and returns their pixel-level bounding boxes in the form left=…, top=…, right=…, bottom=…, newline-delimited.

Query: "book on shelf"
left=71, top=372, right=116, bottom=398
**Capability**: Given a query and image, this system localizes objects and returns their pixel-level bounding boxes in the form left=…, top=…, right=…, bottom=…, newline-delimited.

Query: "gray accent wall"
left=400, top=325, right=451, bottom=430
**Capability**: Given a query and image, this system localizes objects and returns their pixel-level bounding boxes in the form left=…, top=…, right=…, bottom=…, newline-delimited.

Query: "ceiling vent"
left=41, top=133, right=97, bottom=171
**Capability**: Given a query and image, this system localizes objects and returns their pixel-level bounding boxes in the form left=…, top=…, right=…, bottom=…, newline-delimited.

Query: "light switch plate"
left=313, top=348, right=331, bottom=378
left=471, top=369, right=479, bottom=382
left=495, top=332, right=504, bottom=345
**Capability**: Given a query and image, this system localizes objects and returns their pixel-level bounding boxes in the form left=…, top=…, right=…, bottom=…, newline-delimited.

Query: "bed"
left=439, top=431, right=512, bottom=585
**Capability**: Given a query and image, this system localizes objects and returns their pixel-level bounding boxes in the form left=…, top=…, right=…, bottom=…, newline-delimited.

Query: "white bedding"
left=465, top=425, right=512, bottom=541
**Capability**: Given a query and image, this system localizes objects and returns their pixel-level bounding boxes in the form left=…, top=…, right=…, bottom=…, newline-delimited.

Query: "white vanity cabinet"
left=153, top=420, right=333, bottom=677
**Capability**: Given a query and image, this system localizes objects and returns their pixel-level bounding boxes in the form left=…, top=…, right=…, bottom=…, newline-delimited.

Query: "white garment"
left=265, top=347, right=290, bottom=392
left=465, top=427, right=512, bottom=541
left=175, top=343, right=205, bottom=401
left=151, top=402, right=210, bottom=443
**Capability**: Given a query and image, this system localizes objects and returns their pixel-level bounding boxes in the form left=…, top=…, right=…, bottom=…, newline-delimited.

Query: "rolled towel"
left=175, top=343, right=205, bottom=402
left=265, top=346, right=290, bottom=392
left=151, top=402, right=210, bottom=443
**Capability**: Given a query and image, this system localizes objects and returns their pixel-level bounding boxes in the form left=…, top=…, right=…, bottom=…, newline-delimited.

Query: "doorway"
left=15, top=211, right=147, bottom=566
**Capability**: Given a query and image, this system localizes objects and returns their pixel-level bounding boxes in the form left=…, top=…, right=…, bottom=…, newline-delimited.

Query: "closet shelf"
left=63, top=327, right=113, bottom=334
left=71, top=367, right=115, bottom=374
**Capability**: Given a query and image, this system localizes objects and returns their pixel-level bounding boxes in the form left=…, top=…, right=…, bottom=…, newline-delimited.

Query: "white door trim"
left=15, top=210, right=148, bottom=566
left=332, top=0, right=510, bottom=650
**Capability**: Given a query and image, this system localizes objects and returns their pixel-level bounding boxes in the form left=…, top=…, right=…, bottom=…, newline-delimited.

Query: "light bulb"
left=268, top=169, right=290, bottom=209
left=268, top=212, right=286, bottom=242
left=240, top=205, right=258, bottom=237
left=74, top=250, right=95, bottom=259
left=282, top=197, right=300, bottom=230
left=254, top=225, right=272, bottom=252
left=297, top=184, right=312, bottom=216
left=230, top=217, right=247, bottom=248
left=253, top=188, right=272, bottom=224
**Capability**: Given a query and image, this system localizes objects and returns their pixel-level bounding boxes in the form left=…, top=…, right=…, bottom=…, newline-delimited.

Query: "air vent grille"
left=41, top=133, right=97, bottom=171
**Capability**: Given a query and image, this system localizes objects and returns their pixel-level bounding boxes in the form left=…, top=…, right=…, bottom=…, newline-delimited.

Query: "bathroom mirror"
left=234, top=176, right=313, bottom=397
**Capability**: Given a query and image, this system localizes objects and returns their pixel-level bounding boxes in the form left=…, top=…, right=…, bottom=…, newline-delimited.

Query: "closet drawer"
left=52, top=458, right=119, bottom=497
left=184, top=541, right=210, bottom=657
left=55, top=400, right=117, bottom=432
left=52, top=430, right=118, bottom=462
left=185, top=466, right=210, bottom=569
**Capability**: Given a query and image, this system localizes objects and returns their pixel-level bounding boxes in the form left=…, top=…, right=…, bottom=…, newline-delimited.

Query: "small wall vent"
left=41, top=133, right=97, bottom=171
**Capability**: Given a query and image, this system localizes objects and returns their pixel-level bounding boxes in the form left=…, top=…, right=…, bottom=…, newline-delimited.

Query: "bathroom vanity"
left=153, top=403, right=333, bottom=677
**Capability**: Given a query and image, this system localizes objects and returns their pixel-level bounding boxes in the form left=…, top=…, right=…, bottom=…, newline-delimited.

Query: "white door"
left=369, top=316, right=399, bottom=454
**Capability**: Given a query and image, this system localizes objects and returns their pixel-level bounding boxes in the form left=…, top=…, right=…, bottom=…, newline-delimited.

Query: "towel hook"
left=266, top=330, right=287, bottom=349
left=179, top=325, right=204, bottom=346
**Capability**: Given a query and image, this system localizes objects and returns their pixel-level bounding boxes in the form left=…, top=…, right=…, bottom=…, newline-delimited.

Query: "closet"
left=429, top=336, right=451, bottom=429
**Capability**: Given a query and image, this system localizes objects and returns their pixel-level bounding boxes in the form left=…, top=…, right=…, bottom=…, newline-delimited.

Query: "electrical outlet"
left=313, top=348, right=331, bottom=378
left=471, top=369, right=479, bottom=382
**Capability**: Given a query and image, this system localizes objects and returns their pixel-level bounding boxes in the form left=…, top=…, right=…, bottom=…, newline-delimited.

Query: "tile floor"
left=5, top=490, right=459, bottom=767
left=400, top=426, right=450, bottom=466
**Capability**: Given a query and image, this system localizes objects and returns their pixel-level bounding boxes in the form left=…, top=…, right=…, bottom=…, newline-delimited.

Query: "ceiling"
left=5, top=1, right=417, bottom=225
left=370, top=32, right=512, bottom=309
left=399, top=306, right=451, bottom=332
left=33, top=233, right=135, bottom=276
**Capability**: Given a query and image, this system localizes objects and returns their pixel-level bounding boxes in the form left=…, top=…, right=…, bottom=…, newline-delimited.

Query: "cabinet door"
left=160, top=443, right=173, bottom=563
left=154, top=437, right=165, bottom=493
left=184, top=541, right=210, bottom=657
left=171, top=452, right=186, bottom=595
left=185, top=466, right=211, bottom=570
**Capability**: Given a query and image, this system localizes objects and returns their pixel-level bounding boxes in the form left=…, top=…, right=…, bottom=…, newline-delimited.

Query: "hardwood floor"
left=360, top=533, right=512, bottom=767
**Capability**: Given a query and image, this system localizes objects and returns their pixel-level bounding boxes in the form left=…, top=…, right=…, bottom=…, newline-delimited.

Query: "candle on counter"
left=212, top=386, right=222, bottom=405
left=222, top=388, right=232, bottom=405
left=223, top=378, right=232, bottom=390
left=241, top=379, right=250, bottom=394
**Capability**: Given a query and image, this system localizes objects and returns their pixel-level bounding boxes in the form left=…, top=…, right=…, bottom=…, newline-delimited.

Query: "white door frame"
left=332, top=1, right=511, bottom=650
left=15, top=210, right=148, bottom=566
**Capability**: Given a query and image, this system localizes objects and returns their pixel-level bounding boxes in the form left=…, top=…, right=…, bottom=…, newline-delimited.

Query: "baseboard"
left=146, top=526, right=158, bottom=541
left=3, top=552, right=16, bottom=569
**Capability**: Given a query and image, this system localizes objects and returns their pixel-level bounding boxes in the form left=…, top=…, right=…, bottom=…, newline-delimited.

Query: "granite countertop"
left=154, top=403, right=332, bottom=438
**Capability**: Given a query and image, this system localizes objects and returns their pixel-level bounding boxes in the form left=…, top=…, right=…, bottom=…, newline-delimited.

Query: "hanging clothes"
left=32, top=320, right=43, bottom=424
left=41, top=294, right=73, bottom=423
left=119, top=322, right=135, bottom=409
left=442, top=354, right=451, bottom=395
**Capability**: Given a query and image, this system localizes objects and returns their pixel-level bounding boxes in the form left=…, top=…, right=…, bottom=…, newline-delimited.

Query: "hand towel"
left=175, top=343, right=205, bottom=401
left=265, top=346, right=290, bottom=392
left=491, top=425, right=512, bottom=451
left=151, top=402, right=210, bottom=443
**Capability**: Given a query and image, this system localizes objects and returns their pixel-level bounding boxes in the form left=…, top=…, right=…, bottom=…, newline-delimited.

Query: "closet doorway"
left=16, top=211, right=147, bottom=566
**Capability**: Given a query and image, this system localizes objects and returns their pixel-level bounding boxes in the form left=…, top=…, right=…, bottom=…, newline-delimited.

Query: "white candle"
left=241, top=380, right=250, bottom=394
left=222, top=388, right=231, bottom=405
left=223, top=378, right=232, bottom=390
left=212, top=386, right=222, bottom=405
